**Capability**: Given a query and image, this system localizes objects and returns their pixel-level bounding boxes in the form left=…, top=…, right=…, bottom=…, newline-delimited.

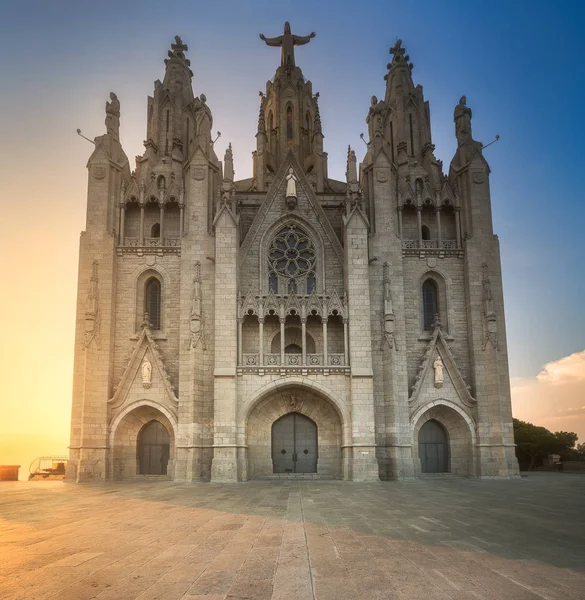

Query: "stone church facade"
left=66, top=26, right=519, bottom=483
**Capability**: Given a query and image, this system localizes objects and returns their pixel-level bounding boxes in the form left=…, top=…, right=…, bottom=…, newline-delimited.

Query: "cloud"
left=511, top=350, right=585, bottom=442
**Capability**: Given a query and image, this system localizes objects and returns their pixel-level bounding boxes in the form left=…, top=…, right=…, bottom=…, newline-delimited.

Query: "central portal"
left=271, top=412, right=317, bottom=473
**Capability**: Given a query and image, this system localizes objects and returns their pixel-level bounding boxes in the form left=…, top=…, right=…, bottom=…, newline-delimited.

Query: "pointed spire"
left=346, top=145, right=357, bottom=183
left=257, top=91, right=266, bottom=134
left=313, top=92, right=322, bottom=135
left=164, top=35, right=193, bottom=74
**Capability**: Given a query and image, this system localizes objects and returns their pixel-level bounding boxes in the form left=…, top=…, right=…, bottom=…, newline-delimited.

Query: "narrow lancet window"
left=286, top=105, right=293, bottom=144
left=145, top=277, right=161, bottom=330
left=422, top=279, right=438, bottom=331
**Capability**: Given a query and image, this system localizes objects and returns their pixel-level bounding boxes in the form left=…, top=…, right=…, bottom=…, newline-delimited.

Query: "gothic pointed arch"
left=259, top=214, right=325, bottom=294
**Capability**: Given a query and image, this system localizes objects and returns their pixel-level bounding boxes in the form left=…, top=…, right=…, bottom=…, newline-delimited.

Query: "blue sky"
left=1, top=0, right=584, bottom=464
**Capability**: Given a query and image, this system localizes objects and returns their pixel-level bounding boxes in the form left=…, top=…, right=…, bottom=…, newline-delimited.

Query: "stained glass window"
left=268, top=226, right=316, bottom=295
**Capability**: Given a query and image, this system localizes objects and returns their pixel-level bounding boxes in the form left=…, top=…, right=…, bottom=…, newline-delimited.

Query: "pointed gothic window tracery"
left=268, top=225, right=316, bottom=295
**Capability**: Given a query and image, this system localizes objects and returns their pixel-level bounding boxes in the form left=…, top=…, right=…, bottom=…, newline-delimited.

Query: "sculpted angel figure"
left=105, top=92, right=120, bottom=137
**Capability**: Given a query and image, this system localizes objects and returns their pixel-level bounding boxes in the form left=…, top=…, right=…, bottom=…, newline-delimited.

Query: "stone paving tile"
left=0, top=474, right=585, bottom=599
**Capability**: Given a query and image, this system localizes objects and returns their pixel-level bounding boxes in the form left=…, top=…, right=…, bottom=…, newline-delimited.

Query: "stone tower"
left=67, top=29, right=518, bottom=483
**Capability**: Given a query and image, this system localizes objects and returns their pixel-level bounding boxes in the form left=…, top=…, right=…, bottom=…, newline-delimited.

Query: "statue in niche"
left=194, top=93, right=212, bottom=148
left=433, top=355, right=444, bottom=388
left=285, top=167, right=298, bottom=210
left=141, top=356, right=152, bottom=389
left=259, top=22, right=316, bottom=70
left=105, top=92, right=120, bottom=138
left=454, top=95, right=472, bottom=145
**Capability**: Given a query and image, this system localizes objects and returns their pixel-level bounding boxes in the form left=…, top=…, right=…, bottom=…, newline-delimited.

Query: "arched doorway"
left=418, top=419, right=449, bottom=473
left=272, top=412, right=318, bottom=473
left=138, top=420, right=170, bottom=475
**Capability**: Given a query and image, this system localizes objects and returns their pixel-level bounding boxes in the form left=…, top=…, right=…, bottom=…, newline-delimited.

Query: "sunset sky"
left=1, top=0, right=584, bottom=477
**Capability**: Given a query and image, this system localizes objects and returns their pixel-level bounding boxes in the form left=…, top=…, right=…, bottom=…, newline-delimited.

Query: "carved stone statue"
left=366, top=95, right=385, bottom=140
left=194, top=93, right=212, bottom=147
left=190, top=262, right=206, bottom=350
left=259, top=22, right=316, bottom=70
left=141, top=356, right=152, bottom=388
left=285, top=167, right=298, bottom=210
left=105, top=92, right=120, bottom=138
left=346, top=146, right=358, bottom=183
left=454, top=95, right=472, bottom=145
left=223, top=143, right=234, bottom=182
left=433, top=355, right=444, bottom=388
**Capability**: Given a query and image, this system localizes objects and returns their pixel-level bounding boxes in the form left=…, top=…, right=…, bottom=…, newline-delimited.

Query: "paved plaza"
left=0, top=474, right=584, bottom=600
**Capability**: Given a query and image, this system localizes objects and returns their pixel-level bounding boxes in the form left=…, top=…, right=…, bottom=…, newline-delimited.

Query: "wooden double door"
left=418, top=419, right=449, bottom=473
left=272, top=413, right=318, bottom=473
left=138, top=420, right=170, bottom=475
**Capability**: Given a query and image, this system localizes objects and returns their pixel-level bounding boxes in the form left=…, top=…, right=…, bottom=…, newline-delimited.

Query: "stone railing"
left=240, top=353, right=346, bottom=370
left=122, top=237, right=181, bottom=248
left=402, top=239, right=461, bottom=255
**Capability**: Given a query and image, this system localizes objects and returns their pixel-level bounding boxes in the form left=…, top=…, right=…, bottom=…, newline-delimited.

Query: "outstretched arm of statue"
left=293, top=32, right=316, bottom=45
left=259, top=34, right=282, bottom=46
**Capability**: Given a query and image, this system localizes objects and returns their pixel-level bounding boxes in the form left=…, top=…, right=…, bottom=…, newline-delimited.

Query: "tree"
left=513, top=419, right=579, bottom=470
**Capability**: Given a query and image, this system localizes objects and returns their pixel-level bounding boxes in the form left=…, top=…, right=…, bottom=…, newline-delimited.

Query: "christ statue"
left=259, top=22, right=316, bottom=70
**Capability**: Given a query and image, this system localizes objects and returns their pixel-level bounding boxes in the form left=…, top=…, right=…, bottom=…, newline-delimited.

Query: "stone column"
left=211, top=204, right=240, bottom=482
left=455, top=208, right=462, bottom=248
left=417, top=207, right=423, bottom=247
left=280, top=317, right=286, bottom=365
left=119, top=204, right=125, bottom=245
left=258, top=317, right=264, bottom=366
left=179, top=203, right=185, bottom=238
left=159, top=204, right=165, bottom=246
left=436, top=208, right=442, bottom=247
left=139, top=204, right=145, bottom=246
left=322, top=317, right=328, bottom=366
left=237, top=318, right=243, bottom=366
left=343, top=318, right=349, bottom=366
left=301, top=317, right=307, bottom=365
left=343, top=208, right=379, bottom=481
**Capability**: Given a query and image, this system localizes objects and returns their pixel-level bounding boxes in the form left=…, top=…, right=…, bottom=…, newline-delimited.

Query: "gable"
left=109, top=324, right=178, bottom=419
left=409, top=325, right=476, bottom=420
left=239, top=152, right=345, bottom=295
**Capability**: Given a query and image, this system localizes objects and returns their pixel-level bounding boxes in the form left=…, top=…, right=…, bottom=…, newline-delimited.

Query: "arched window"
left=145, top=277, right=161, bottom=330
left=268, top=225, right=316, bottom=295
left=286, top=105, right=293, bottom=143
left=421, top=225, right=430, bottom=241
left=151, top=223, right=160, bottom=238
left=422, top=279, right=438, bottom=331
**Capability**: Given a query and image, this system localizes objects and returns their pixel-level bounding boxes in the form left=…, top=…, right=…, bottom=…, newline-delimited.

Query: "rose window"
left=268, top=226, right=316, bottom=294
